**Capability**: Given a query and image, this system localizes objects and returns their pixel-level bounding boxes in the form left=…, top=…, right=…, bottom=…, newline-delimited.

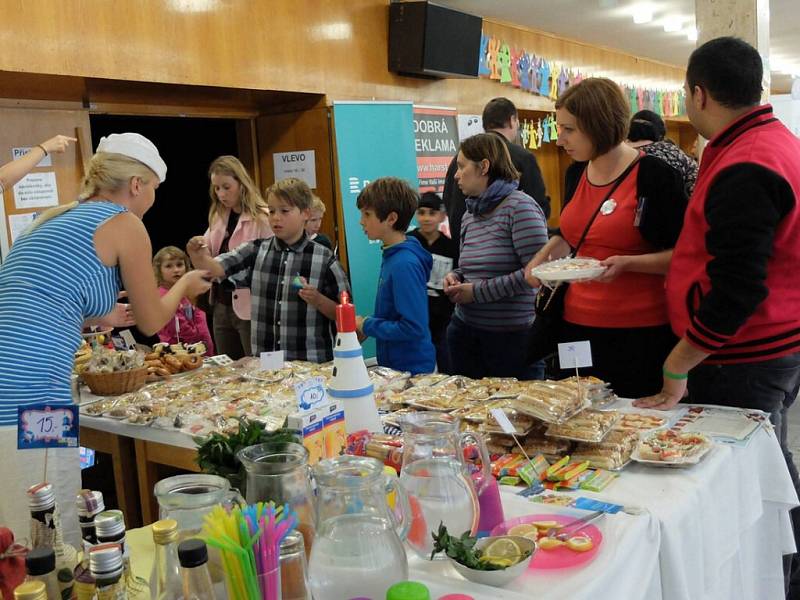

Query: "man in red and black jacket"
left=636, top=37, right=800, bottom=596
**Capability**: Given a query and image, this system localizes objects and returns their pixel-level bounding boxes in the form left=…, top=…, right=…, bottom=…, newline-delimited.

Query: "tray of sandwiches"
left=570, top=428, right=639, bottom=471
left=510, top=379, right=591, bottom=424
left=480, top=407, right=538, bottom=436
left=545, top=409, right=621, bottom=443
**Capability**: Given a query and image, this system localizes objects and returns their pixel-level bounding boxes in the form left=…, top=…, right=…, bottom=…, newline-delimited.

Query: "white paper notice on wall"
left=11, top=147, right=52, bottom=168
left=457, top=114, right=483, bottom=141
left=558, top=341, right=593, bottom=369
left=273, top=150, right=316, bottom=189
left=7, top=212, right=37, bottom=243
left=13, top=172, right=58, bottom=209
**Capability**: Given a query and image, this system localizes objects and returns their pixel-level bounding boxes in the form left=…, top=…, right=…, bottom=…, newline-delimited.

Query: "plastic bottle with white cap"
left=27, top=482, right=77, bottom=571
left=89, top=543, right=127, bottom=600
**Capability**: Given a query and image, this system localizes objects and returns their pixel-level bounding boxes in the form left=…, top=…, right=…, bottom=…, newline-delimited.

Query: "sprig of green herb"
left=194, top=418, right=300, bottom=478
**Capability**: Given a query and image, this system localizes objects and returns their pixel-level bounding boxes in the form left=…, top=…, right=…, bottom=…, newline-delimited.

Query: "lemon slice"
left=478, top=556, right=514, bottom=568
left=507, top=523, right=540, bottom=540
left=566, top=536, right=594, bottom=552
left=483, top=537, right=523, bottom=561
left=538, top=537, right=565, bottom=550
left=531, top=520, right=562, bottom=530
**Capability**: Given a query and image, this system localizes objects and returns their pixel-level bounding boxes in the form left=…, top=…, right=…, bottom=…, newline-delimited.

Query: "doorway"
left=90, top=114, right=240, bottom=254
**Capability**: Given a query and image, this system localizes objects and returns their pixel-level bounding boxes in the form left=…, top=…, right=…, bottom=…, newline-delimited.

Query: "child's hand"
left=355, top=316, right=368, bottom=342
left=187, top=236, right=210, bottom=258
left=297, top=277, right=323, bottom=308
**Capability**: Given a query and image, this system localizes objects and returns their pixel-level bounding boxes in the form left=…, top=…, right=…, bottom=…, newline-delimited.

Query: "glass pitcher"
left=153, top=474, right=244, bottom=537
left=237, top=442, right=316, bottom=556
left=308, top=455, right=411, bottom=600
left=400, top=413, right=492, bottom=559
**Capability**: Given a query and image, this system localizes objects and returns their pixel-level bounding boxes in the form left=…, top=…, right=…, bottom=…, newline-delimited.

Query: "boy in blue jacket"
left=354, top=177, right=436, bottom=374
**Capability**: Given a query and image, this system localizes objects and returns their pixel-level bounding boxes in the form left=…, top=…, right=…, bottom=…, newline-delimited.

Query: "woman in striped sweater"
left=443, top=133, right=549, bottom=379
left=0, top=133, right=211, bottom=542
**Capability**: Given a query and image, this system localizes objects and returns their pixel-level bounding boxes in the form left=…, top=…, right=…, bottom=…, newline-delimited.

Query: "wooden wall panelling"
left=255, top=107, right=339, bottom=250
left=0, top=107, right=91, bottom=258
left=0, top=2, right=688, bottom=115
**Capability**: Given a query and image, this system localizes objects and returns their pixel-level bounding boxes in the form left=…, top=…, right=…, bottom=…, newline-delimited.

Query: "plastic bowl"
left=448, top=535, right=535, bottom=587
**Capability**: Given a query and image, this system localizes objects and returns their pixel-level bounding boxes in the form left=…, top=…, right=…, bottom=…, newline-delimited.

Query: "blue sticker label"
left=18, top=403, right=79, bottom=449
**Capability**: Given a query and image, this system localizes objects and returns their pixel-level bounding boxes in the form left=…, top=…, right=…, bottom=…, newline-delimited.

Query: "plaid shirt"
left=218, top=235, right=350, bottom=362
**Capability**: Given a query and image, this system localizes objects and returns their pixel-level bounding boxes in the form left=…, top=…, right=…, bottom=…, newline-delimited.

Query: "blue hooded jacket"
left=362, top=236, right=436, bottom=374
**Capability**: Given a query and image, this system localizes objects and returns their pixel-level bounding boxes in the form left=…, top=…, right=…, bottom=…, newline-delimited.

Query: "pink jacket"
left=204, top=207, right=272, bottom=320
left=156, top=287, right=216, bottom=354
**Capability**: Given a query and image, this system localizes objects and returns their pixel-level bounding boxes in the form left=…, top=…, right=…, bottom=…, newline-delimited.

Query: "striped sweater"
left=454, top=190, right=548, bottom=331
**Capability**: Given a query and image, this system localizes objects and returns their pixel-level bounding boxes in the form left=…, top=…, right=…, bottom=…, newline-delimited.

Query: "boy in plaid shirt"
left=188, top=178, right=350, bottom=362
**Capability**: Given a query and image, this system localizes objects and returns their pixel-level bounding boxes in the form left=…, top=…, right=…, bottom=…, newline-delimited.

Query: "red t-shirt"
left=560, top=164, right=668, bottom=328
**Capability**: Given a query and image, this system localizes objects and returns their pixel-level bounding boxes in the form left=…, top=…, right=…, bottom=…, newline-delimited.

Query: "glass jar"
left=153, top=474, right=244, bottom=537
left=280, top=531, right=310, bottom=600
left=237, top=442, right=316, bottom=555
left=399, top=413, right=490, bottom=559
left=308, top=455, right=411, bottom=600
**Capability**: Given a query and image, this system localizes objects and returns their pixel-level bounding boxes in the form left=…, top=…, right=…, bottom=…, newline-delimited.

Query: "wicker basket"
left=81, top=366, right=149, bottom=396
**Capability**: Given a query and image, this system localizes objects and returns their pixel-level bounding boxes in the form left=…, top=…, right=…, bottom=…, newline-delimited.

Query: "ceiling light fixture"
left=632, top=5, right=654, bottom=24
left=663, top=16, right=683, bottom=32
left=686, top=27, right=698, bottom=41
left=167, top=0, right=221, bottom=12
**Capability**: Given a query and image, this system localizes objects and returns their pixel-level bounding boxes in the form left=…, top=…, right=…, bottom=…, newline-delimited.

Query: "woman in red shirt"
left=526, top=78, right=688, bottom=397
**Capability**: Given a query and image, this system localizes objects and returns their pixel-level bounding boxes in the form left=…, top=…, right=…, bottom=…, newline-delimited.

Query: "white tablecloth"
left=87, top=401, right=798, bottom=600
left=406, top=404, right=798, bottom=600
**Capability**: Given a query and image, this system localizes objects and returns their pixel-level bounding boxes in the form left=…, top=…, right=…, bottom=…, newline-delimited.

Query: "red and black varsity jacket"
left=667, top=104, right=800, bottom=364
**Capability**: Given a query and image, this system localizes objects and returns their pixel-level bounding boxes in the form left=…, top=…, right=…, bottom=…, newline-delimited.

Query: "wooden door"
left=255, top=106, right=340, bottom=263
left=0, top=107, right=91, bottom=260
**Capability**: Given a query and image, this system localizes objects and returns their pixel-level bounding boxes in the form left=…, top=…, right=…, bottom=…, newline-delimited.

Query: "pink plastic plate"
left=490, top=513, right=603, bottom=569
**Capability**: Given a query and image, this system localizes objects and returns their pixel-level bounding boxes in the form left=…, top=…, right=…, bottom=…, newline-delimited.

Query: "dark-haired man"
left=636, top=36, right=800, bottom=596
left=442, top=97, right=548, bottom=257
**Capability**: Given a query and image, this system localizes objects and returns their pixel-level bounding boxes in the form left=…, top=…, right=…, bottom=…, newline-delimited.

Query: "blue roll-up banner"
left=332, top=102, right=419, bottom=358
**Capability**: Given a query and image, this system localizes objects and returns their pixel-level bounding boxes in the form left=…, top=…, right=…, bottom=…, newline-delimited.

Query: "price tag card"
left=489, top=408, right=518, bottom=435
left=206, top=354, right=234, bottom=366
left=558, top=341, right=593, bottom=369
left=260, top=350, right=285, bottom=371
left=119, top=329, right=138, bottom=350
left=18, top=403, right=79, bottom=449
left=295, top=376, right=328, bottom=413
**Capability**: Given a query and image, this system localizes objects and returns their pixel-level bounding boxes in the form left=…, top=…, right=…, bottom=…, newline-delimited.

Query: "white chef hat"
left=96, top=133, right=167, bottom=183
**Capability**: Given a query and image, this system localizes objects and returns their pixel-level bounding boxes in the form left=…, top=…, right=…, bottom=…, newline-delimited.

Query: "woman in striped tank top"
left=0, top=133, right=211, bottom=542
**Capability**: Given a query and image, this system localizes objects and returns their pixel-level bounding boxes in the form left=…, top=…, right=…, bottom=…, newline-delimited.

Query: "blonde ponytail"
left=27, top=152, right=155, bottom=232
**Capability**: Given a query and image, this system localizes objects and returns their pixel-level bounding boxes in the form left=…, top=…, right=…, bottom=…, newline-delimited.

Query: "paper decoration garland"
left=478, top=32, right=686, bottom=117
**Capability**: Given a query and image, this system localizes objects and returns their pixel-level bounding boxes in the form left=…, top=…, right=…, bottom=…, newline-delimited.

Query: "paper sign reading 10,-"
left=558, top=341, right=593, bottom=369
left=489, top=408, right=517, bottom=435
left=295, top=377, right=328, bottom=413
left=18, top=403, right=79, bottom=449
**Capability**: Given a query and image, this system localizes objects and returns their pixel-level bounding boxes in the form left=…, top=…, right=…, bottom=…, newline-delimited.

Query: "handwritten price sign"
left=18, top=403, right=79, bottom=449
left=295, top=377, right=328, bottom=413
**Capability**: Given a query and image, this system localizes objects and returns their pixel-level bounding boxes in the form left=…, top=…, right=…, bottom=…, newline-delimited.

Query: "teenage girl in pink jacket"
left=202, top=156, right=272, bottom=358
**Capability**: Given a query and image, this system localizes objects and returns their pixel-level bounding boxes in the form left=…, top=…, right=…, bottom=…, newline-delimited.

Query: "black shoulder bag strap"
left=540, top=155, right=641, bottom=312
left=570, top=155, right=642, bottom=257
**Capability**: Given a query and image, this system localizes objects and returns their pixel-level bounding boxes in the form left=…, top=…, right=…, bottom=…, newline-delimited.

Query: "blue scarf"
left=464, top=179, right=519, bottom=216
